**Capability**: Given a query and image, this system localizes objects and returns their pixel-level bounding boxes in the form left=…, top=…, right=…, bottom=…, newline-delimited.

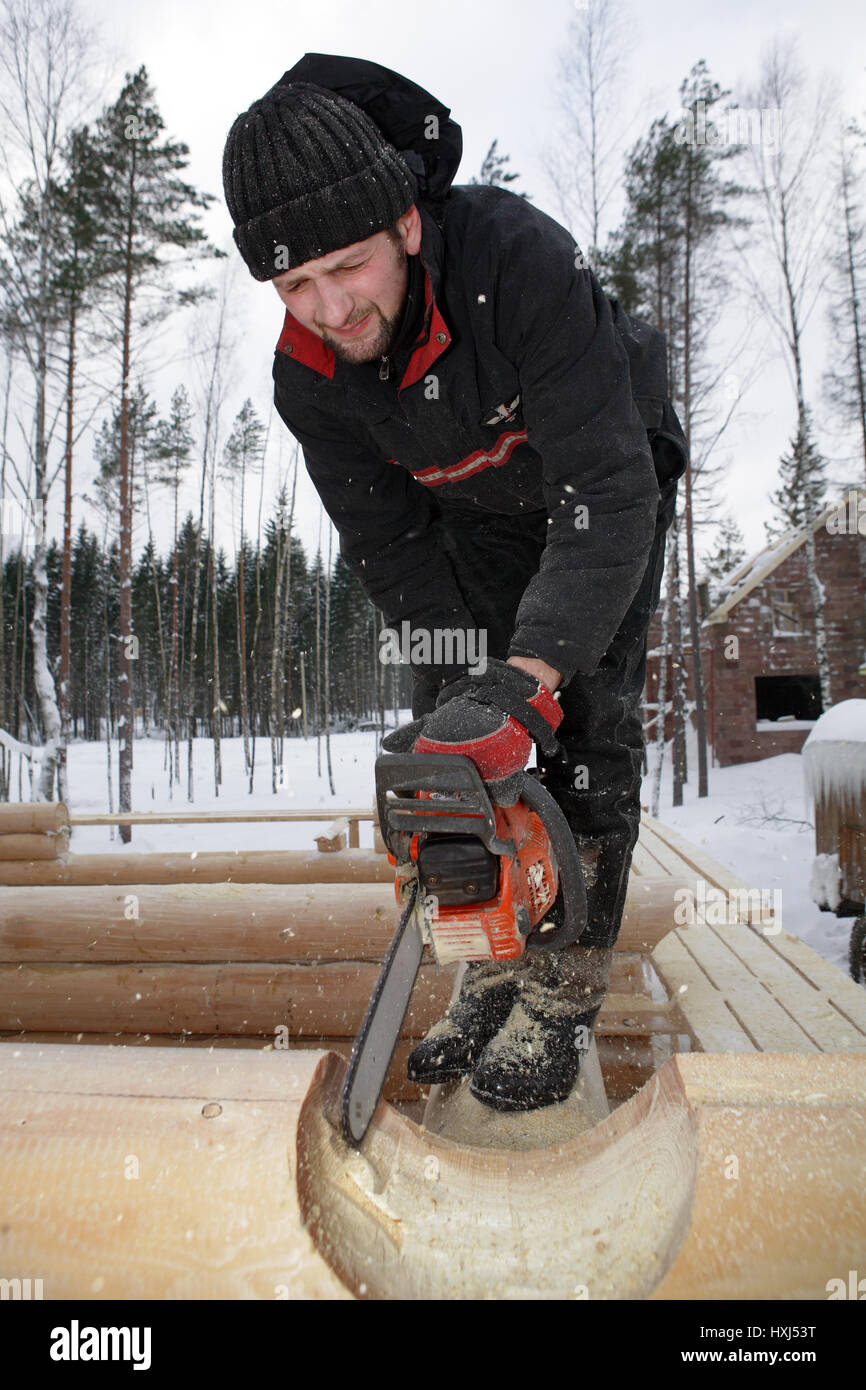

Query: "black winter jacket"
left=271, top=56, right=688, bottom=689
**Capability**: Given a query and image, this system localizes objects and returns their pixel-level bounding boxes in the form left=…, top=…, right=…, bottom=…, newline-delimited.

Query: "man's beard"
left=318, top=238, right=408, bottom=365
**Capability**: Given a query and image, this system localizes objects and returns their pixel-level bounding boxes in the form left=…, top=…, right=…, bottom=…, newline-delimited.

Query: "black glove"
left=380, top=657, right=563, bottom=804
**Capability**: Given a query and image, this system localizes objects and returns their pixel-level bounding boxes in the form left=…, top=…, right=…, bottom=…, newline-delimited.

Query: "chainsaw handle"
left=517, top=773, right=588, bottom=951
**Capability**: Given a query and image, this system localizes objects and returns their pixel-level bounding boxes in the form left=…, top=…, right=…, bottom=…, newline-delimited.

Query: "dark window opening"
left=771, top=588, right=802, bottom=635
left=755, top=674, right=823, bottom=723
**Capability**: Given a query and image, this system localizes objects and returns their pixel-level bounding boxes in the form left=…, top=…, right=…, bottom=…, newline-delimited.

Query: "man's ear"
left=398, top=204, right=423, bottom=255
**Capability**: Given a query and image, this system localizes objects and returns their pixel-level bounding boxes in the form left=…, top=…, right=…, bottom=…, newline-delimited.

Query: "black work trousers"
left=412, top=478, right=678, bottom=951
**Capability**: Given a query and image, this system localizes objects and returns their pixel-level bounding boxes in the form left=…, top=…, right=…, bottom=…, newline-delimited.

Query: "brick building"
left=644, top=490, right=866, bottom=767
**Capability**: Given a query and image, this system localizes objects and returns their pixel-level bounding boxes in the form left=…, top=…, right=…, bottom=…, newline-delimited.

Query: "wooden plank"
left=618, top=878, right=695, bottom=951
left=0, top=849, right=393, bottom=887
left=69, top=809, right=375, bottom=826
left=0, top=960, right=454, bottom=1037
left=757, top=928, right=866, bottom=1032
left=638, top=819, right=692, bottom=877
left=642, top=815, right=762, bottom=901
left=675, top=926, right=820, bottom=1052
left=710, top=921, right=866, bottom=1052
left=598, top=1008, right=686, bottom=1036
left=840, top=825, right=866, bottom=908
left=628, top=842, right=664, bottom=878
left=652, top=932, right=757, bottom=1053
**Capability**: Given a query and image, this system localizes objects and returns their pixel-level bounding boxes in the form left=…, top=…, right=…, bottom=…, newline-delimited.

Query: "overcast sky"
left=33, top=0, right=866, bottom=565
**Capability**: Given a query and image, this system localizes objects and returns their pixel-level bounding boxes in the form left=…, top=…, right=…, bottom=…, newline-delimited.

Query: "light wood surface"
left=0, top=850, right=393, bottom=886
left=0, top=802, right=69, bottom=833
left=4, top=1042, right=862, bottom=1300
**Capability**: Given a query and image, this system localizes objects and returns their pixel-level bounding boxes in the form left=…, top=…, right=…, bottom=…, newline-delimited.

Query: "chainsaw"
left=340, top=751, right=588, bottom=1145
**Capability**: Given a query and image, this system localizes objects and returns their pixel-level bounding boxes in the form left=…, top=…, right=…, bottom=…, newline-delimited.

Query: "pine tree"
left=91, top=65, right=223, bottom=838
left=151, top=385, right=194, bottom=786
left=220, top=398, right=265, bottom=775
left=702, top=515, right=747, bottom=587
left=48, top=123, right=113, bottom=799
left=468, top=140, right=531, bottom=199
left=770, top=409, right=827, bottom=533
left=768, top=408, right=832, bottom=708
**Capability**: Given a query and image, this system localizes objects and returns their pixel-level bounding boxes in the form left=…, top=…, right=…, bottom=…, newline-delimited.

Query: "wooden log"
left=0, top=848, right=393, bottom=887
left=297, top=1049, right=866, bottom=1299
left=0, top=802, right=70, bottom=834
left=0, top=1031, right=423, bottom=1102
left=0, top=1042, right=350, bottom=1299
left=3, top=1043, right=863, bottom=1299
left=0, top=876, right=687, bottom=963
left=0, top=882, right=404, bottom=961
left=0, top=831, right=67, bottom=861
left=0, top=960, right=455, bottom=1036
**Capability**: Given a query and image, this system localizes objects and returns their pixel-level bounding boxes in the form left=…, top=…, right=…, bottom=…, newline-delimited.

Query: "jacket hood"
left=272, top=53, right=463, bottom=222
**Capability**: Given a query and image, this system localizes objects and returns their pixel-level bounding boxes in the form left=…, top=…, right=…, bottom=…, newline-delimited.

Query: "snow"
left=0, top=728, right=39, bottom=759
left=59, top=728, right=403, bottom=855
left=34, top=716, right=856, bottom=980
left=755, top=718, right=815, bottom=732
left=803, top=699, right=866, bottom=745
left=802, top=700, right=866, bottom=808
left=810, top=853, right=841, bottom=912
left=707, top=532, right=797, bottom=612
left=642, top=728, right=853, bottom=977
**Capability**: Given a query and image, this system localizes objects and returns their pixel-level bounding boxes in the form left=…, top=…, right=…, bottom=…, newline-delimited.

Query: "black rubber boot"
left=406, top=958, right=527, bottom=1084
left=468, top=943, right=614, bottom=1111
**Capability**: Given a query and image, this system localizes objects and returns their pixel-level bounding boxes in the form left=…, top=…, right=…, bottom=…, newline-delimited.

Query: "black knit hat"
left=222, top=82, right=419, bottom=281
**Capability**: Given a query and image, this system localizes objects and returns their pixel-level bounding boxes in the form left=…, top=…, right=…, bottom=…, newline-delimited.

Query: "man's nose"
left=314, top=280, right=356, bottom=328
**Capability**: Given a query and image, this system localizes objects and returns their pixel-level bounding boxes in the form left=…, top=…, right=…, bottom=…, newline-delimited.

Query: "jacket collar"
left=275, top=201, right=452, bottom=391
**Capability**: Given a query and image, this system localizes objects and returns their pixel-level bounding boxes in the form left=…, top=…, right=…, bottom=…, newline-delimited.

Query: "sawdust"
left=423, top=1033, right=610, bottom=1150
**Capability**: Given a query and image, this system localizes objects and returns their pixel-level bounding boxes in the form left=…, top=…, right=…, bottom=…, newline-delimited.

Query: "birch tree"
left=184, top=264, right=237, bottom=800
left=824, top=120, right=866, bottom=488
left=0, top=0, right=95, bottom=799
left=733, top=36, right=837, bottom=713
left=543, top=0, right=634, bottom=265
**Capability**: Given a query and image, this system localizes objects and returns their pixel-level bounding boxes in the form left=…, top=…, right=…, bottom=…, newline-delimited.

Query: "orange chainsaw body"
left=387, top=793, right=559, bottom=964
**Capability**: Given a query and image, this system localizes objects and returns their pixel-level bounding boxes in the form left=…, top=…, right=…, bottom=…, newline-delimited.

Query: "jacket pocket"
left=648, top=399, right=689, bottom=488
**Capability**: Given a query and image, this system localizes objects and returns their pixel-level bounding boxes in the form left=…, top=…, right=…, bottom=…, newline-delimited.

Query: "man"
left=222, top=54, right=687, bottom=1113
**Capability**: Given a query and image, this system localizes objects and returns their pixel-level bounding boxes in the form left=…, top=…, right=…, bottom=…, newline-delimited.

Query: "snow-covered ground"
left=644, top=731, right=852, bottom=977
left=42, top=718, right=855, bottom=978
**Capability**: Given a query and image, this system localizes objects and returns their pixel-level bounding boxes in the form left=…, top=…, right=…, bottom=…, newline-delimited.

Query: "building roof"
left=703, top=489, right=864, bottom=625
